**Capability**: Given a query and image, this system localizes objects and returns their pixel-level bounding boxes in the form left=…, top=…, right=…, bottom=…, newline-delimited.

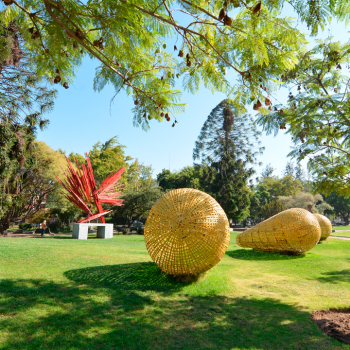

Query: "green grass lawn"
left=0, top=233, right=350, bottom=350
left=332, top=226, right=350, bottom=237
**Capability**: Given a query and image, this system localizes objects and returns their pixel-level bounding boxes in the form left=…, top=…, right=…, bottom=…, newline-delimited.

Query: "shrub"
left=19, top=223, right=32, bottom=230
left=48, top=222, right=61, bottom=233
left=120, top=227, right=130, bottom=235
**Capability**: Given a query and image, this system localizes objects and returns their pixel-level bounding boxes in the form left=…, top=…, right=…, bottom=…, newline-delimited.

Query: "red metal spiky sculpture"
left=55, top=153, right=125, bottom=223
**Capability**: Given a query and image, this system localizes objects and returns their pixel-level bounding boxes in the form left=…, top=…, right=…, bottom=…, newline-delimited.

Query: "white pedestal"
left=72, top=223, right=113, bottom=240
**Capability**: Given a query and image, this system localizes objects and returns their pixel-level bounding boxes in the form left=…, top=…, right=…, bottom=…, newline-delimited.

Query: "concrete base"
left=72, top=223, right=113, bottom=240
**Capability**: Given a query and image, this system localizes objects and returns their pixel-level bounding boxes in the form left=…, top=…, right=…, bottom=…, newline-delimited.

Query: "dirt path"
left=330, top=235, right=350, bottom=240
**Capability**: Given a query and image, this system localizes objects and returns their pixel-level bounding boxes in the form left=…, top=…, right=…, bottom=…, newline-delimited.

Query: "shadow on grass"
left=64, top=262, right=184, bottom=293
left=0, top=277, right=339, bottom=350
left=316, top=269, right=350, bottom=284
left=226, top=249, right=306, bottom=261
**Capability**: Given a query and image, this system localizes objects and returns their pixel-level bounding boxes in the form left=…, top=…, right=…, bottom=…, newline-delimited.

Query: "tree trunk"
left=0, top=216, right=10, bottom=235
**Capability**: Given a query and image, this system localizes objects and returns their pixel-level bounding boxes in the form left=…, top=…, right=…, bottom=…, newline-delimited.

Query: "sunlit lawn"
left=332, top=226, right=350, bottom=238
left=0, top=233, right=349, bottom=349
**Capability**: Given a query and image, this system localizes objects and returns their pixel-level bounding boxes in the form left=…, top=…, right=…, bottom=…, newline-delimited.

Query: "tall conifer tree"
left=193, top=99, right=263, bottom=220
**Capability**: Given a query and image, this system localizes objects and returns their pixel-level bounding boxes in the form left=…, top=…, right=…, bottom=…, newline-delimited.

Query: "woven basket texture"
left=236, top=208, right=321, bottom=254
left=144, top=188, right=230, bottom=276
left=314, top=214, right=332, bottom=241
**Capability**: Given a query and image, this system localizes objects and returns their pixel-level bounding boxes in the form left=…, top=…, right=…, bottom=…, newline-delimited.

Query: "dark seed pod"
left=174, top=45, right=177, bottom=51
left=63, top=82, right=69, bottom=89
left=265, top=97, right=272, bottom=106
left=165, top=113, right=169, bottom=119
left=143, top=112, right=147, bottom=118
left=93, top=40, right=99, bottom=47
left=75, top=30, right=85, bottom=40
left=187, top=60, right=192, bottom=67
left=73, top=42, right=78, bottom=50
left=54, top=75, right=61, bottom=83
left=56, top=69, right=60, bottom=74
left=4, top=0, right=14, bottom=6
left=178, top=50, right=184, bottom=57
left=160, top=112, right=164, bottom=117
left=257, top=99, right=262, bottom=108
left=66, top=31, right=73, bottom=39
left=253, top=104, right=259, bottom=111
left=172, top=123, right=175, bottom=127
left=268, top=106, right=272, bottom=111
left=45, top=48, right=49, bottom=54
left=218, top=8, right=226, bottom=21
left=134, top=99, right=139, bottom=105
left=161, top=76, right=164, bottom=81
left=223, top=15, right=232, bottom=26
left=252, top=2, right=261, bottom=14
left=28, top=27, right=35, bottom=33
left=80, top=49, right=83, bottom=54
left=323, top=172, right=328, bottom=176
left=274, top=107, right=278, bottom=111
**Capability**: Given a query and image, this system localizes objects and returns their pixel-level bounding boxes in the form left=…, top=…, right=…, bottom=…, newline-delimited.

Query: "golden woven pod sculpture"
left=144, top=188, right=230, bottom=276
left=314, top=213, right=332, bottom=241
left=236, top=208, right=321, bottom=254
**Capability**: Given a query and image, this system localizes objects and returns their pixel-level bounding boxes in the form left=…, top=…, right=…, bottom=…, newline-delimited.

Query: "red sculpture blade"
left=57, top=154, right=125, bottom=223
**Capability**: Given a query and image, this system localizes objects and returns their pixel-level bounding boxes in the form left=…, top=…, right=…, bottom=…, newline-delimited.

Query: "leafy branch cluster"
left=256, top=39, right=350, bottom=195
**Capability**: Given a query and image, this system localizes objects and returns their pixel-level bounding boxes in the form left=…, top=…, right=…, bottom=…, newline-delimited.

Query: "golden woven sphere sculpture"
left=314, top=214, right=332, bottom=241
left=144, top=188, right=230, bottom=276
left=236, top=208, right=321, bottom=254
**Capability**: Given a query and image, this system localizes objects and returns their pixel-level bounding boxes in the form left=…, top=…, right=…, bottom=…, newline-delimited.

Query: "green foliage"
left=249, top=169, right=304, bottom=221
left=1, top=0, right=330, bottom=127
left=260, top=199, right=286, bottom=219
left=18, top=223, right=32, bottom=230
left=113, top=184, right=163, bottom=227
left=324, top=191, right=350, bottom=224
left=0, top=22, right=57, bottom=234
left=256, top=39, right=350, bottom=196
left=157, top=165, right=211, bottom=192
left=88, top=136, right=131, bottom=186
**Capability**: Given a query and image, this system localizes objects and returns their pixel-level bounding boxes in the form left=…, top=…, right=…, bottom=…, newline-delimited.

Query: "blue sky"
left=36, top=12, right=350, bottom=179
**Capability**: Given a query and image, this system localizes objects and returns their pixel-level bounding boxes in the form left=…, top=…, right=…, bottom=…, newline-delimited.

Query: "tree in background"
left=156, top=164, right=212, bottom=192
left=113, top=160, right=163, bottom=226
left=260, top=164, right=274, bottom=179
left=324, top=192, right=350, bottom=224
left=279, top=192, right=333, bottom=214
left=88, top=136, right=131, bottom=185
left=260, top=199, right=286, bottom=220
left=257, top=39, right=350, bottom=196
left=249, top=162, right=305, bottom=222
left=1, top=141, right=73, bottom=234
left=0, top=23, right=56, bottom=234
left=193, top=99, right=263, bottom=220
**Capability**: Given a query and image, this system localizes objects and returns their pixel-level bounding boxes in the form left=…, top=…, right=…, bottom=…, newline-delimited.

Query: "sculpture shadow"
left=64, top=261, right=184, bottom=294
left=316, top=269, right=350, bottom=284
left=226, top=249, right=306, bottom=261
left=0, top=278, right=337, bottom=350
